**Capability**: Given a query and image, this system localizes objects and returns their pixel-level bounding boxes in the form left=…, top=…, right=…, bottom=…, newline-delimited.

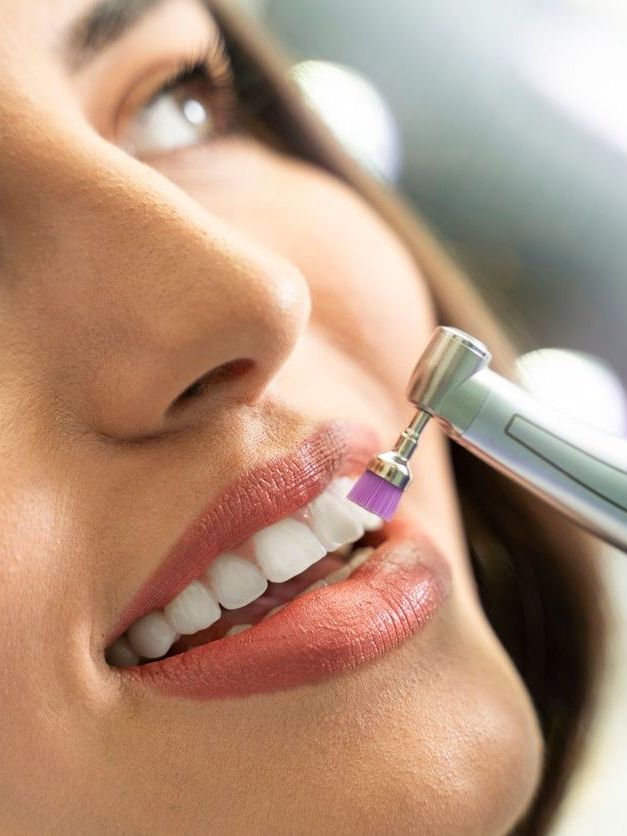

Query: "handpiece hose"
left=407, top=327, right=627, bottom=552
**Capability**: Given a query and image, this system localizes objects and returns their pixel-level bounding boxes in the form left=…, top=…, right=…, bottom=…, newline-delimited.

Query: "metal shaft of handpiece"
left=393, top=410, right=430, bottom=462
left=366, top=409, right=431, bottom=491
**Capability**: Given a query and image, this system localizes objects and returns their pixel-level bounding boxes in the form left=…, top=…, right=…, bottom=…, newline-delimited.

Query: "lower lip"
left=124, top=518, right=452, bottom=700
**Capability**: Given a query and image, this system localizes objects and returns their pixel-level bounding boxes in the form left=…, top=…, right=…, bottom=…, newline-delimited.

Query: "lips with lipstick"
left=107, top=475, right=382, bottom=664
left=105, top=422, right=451, bottom=700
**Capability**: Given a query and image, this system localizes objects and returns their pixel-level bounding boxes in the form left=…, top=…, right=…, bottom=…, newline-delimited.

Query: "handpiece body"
left=407, top=327, right=627, bottom=552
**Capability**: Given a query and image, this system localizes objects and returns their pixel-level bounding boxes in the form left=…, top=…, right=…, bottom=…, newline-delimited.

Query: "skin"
left=0, top=1, right=544, bottom=833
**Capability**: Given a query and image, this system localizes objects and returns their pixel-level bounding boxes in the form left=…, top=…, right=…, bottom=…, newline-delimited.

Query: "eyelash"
left=141, top=38, right=243, bottom=139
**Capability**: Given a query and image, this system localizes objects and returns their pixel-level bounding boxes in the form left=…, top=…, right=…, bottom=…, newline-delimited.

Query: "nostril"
left=169, top=358, right=255, bottom=411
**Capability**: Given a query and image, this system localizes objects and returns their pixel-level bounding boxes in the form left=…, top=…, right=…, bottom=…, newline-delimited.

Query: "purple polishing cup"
left=347, top=470, right=403, bottom=521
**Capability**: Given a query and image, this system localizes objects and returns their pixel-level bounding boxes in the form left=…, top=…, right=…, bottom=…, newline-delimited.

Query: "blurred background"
left=235, top=1, right=627, bottom=832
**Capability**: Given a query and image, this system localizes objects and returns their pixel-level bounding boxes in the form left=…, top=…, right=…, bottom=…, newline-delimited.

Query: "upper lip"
left=105, top=419, right=381, bottom=648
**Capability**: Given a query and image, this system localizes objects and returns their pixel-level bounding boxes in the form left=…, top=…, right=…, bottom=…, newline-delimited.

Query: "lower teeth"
left=225, top=623, right=253, bottom=636
left=259, top=546, right=374, bottom=624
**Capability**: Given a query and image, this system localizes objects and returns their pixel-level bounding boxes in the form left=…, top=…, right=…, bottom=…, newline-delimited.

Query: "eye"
left=118, top=40, right=241, bottom=157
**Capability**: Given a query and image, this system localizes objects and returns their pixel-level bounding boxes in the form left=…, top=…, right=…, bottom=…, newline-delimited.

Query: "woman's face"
left=0, top=1, right=543, bottom=832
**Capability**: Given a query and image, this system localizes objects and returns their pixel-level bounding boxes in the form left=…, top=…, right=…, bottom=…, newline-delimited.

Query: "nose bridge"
left=6, top=130, right=311, bottom=438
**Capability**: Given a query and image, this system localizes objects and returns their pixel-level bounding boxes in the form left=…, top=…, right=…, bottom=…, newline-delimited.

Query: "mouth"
left=105, top=420, right=451, bottom=699
left=106, top=474, right=384, bottom=666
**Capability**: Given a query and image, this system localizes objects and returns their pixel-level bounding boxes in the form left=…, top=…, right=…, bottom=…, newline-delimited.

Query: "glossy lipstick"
left=126, top=517, right=451, bottom=699
left=106, top=420, right=381, bottom=647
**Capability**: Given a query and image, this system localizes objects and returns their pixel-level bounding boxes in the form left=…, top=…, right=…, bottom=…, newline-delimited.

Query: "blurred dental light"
left=287, top=60, right=402, bottom=182
left=517, top=348, right=627, bottom=436
left=519, top=10, right=627, bottom=156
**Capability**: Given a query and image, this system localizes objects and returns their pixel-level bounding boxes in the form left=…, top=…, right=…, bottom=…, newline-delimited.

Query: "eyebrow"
left=61, top=0, right=206, bottom=73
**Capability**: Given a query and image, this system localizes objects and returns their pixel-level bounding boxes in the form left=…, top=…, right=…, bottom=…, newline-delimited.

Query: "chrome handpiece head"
left=406, top=327, right=491, bottom=422
left=348, top=326, right=491, bottom=520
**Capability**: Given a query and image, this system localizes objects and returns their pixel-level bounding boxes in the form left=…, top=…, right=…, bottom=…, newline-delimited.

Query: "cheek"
left=293, top=191, right=436, bottom=395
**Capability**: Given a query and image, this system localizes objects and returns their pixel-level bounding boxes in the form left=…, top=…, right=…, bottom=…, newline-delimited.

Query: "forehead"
left=0, top=1, right=170, bottom=64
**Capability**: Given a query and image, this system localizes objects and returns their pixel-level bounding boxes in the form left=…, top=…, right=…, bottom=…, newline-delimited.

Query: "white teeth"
left=302, top=578, right=328, bottom=593
left=349, top=546, right=374, bottom=570
left=163, top=580, right=222, bottom=635
left=364, top=513, right=384, bottom=531
left=225, top=623, right=253, bottom=636
left=106, top=635, right=140, bottom=667
left=306, top=487, right=364, bottom=551
left=280, top=545, right=375, bottom=608
left=264, top=603, right=286, bottom=619
left=304, top=546, right=375, bottom=595
left=324, top=562, right=354, bottom=585
left=252, top=517, right=326, bottom=583
left=127, top=611, right=178, bottom=659
left=206, top=554, right=268, bottom=610
left=330, top=477, right=384, bottom=531
left=330, top=543, right=353, bottom=560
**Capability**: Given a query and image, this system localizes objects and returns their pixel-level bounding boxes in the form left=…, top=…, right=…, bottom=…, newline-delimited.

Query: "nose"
left=12, top=143, right=311, bottom=440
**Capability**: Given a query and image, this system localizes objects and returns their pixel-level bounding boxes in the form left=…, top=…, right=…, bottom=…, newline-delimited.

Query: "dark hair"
left=207, top=3, right=607, bottom=830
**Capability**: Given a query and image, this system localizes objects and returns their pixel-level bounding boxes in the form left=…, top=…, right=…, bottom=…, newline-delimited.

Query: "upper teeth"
left=252, top=517, right=326, bottom=584
left=106, top=476, right=382, bottom=667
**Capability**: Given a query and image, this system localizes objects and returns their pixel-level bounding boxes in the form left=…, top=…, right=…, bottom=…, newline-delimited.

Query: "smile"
left=106, top=475, right=383, bottom=666
left=104, top=420, right=451, bottom=699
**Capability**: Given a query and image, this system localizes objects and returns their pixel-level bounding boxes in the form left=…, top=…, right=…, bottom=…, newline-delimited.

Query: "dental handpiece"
left=350, top=326, right=627, bottom=552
